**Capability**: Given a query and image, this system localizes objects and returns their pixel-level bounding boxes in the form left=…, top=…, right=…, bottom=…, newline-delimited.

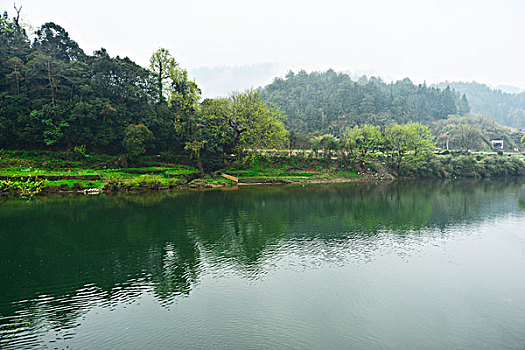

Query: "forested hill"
left=1, top=11, right=293, bottom=172
left=434, top=81, right=525, bottom=130
left=0, top=18, right=173, bottom=153
left=259, top=70, right=469, bottom=135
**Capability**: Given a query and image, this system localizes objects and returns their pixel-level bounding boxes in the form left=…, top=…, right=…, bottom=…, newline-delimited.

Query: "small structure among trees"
left=491, top=140, right=504, bottom=150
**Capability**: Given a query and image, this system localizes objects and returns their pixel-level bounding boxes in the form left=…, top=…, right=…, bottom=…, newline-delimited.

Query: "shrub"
left=122, top=124, right=154, bottom=159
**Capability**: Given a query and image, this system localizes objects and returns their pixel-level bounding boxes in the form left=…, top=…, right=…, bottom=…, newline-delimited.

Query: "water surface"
left=1, top=181, right=525, bottom=349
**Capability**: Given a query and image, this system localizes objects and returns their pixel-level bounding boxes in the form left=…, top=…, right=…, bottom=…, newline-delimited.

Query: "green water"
left=1, top=181, right=525, bottom=349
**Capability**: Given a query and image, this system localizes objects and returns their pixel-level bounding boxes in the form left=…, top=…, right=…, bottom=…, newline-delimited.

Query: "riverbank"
left=2, top=149, right=525, bottom=198
left=0, top=149, right=366, bottom=197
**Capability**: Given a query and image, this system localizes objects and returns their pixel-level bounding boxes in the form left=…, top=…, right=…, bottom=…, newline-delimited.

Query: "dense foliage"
left=0, top=13, right=164, bottom=152
left=259, top=70, right=462, bottom=135
left=0, top=12, right=286, bottom=171
left=431, top=114, right=524, bottom=151
left=435, top=81, right=525, bottom=129
left=406, top=153, right=525, bottom=179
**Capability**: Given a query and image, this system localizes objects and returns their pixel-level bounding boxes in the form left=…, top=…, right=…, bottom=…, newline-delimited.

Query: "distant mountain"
left=434, top=81, right=525, bottom=130
left=189, top=63, right=281, bottom=99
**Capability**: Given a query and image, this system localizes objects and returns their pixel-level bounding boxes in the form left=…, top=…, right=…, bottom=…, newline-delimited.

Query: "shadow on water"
left=0, top=179, right=524, bottom=347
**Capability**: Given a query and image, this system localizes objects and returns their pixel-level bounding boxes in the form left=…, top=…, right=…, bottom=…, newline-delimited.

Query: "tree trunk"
left=196, top=156, right=204, bottom=177
left=47, top=62, right=56, bottom=106
left=158, top=61, right=163, bottom=103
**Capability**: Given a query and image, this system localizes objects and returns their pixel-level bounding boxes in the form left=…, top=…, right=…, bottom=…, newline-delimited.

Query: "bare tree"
left=13, top=3, right=22, bottom=28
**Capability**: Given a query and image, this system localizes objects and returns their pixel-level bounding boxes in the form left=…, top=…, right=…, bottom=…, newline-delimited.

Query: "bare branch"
left=13, top=3, right=22, bottom=28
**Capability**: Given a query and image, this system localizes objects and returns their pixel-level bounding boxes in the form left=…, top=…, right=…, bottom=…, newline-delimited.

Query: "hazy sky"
left=8, top=0, right=525, bottom=89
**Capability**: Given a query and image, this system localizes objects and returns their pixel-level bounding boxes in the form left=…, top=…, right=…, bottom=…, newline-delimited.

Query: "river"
left=1, top=181, right=525, bottom=349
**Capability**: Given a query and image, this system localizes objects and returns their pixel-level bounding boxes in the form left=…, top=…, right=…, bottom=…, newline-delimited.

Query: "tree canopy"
left=0, top=12, right=287, bottom=171
left=259, top=70, right=462, bottom=136
left=435, top=81, right=525, bottom=129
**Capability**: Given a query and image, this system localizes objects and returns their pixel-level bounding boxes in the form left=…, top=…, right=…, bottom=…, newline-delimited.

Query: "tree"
left=168, top=64, right=204, bottom=174
left=33, top=22, right=85, bottom=62
left=312, top=134, right=339, bottom=158
left=25, top=51, right=66, bottom=106
left=227, top=90, right=287, bottom=155
left=259, top=70, right=463, bottom=135
left=450, top=123, right=481, bottom=152
left=149, top=48, right=178, bottom=103
left=198, top=98, right=233, bottom=169
left=341, top=124, right=383, bottom=165
left=196, top=92, right=288, bottom=168
left=521, top=134, right=525, bottom=148
left=383, top=123, right=434, bottom=174
left=3, top=57, right=23, bottom=94
left=122, top=124, right=154, bottom=159
left=457, top=94, right=470, bottom=115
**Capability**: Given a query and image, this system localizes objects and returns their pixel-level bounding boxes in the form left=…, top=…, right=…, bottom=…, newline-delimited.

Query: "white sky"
left=7, top=0, right=525, bottom=88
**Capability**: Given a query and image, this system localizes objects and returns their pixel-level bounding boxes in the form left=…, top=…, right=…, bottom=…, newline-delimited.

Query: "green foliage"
left=0, top=11, right=522, bottom=187
left=401, top=153, right=525, bottom=179
left=341, top=124, right=382, bottom=164
left=188, top=90, right=288, bottom=171
left=149, top=48, right=179, bottom=103
left=260, top=70, right=461, bottom=135
left=0, top=176, right=48, bottom=197
left=432, top=114, right=523, bottom=151
left=311, top=134, right=339, bottom=157
left=382, top=123, right=434, bottom=174
left=73, top=144, right=86, bottom=156
left=228, top=90, right=287, bottom=153
left=0, top=13, right=162, bottom=153
left=122, top=124, right=154, bottom=158
left=132, top=175, right=164, bottom=189
left=435, top=81, right=525, bottom=129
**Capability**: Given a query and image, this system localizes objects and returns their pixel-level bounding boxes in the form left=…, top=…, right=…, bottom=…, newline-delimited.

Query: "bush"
left=122, top=124, right=154, bottom=159
left=0, top=177, right=48, bottom=197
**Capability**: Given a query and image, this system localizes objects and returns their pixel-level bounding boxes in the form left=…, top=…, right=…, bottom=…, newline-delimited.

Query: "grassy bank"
left=2, top=149, right=524, bottom=198
left=0, top=150, right=362, bottom=197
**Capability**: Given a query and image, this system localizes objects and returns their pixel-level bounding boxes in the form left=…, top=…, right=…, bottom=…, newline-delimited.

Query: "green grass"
left=1, top=149, right=363, bottom=196
left=224, top=165, right=359, bottom=183
left=46, top=179, right=104, bottom=189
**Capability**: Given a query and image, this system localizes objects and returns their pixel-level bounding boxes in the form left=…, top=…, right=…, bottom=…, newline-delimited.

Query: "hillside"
left=260, top=70, right=465, bottom=136
left=431, top=114, right=524, bottom=151
left=435, top=81, right=525, bottom=130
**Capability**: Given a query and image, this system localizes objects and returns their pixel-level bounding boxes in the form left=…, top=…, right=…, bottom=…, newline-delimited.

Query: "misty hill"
left=260, top=70, right=466, bottom=135
left=435, top=81, right=525, bottom=130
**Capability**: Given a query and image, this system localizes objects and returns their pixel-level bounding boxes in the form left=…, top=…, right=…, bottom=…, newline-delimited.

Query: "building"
left=491, top=140, right=504, bottom=150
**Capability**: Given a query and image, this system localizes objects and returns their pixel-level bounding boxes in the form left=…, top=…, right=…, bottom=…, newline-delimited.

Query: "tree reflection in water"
left=0, top=180, right=523, bottom=347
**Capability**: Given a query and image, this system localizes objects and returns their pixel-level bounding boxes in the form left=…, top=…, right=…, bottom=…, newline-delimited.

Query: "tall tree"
left=341, top=124, right=382, bottom=165
left=457, top=94, right=470, bottom=115
left=149, top=48, right=179, bottom=103
left=33, top=22, right=85, bottom=62
left=383, top=123, right=434, bottom=174
left=450, top=123, right=481, bottom=152
left=168, top=65, right=204, bottom=174
left=225, top=90, right=287, bottom=156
